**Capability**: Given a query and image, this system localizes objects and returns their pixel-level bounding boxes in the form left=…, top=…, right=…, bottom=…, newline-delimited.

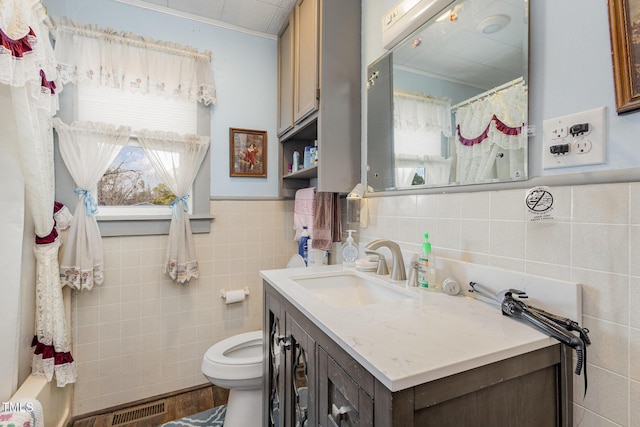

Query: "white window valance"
left=52, top=16, right=216, bottom=106
left=393, top=91, right=452, bottom=137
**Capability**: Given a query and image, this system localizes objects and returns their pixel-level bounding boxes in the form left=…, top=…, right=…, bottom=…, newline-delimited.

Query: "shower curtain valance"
left=454, top=80, right=527, bottom=184
left=52, top=17, right=216, bottom=106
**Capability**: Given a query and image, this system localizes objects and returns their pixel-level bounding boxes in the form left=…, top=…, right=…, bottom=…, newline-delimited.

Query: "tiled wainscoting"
left=360, top=182, right=640, bottom=426
left=69, top=183, right=640, bottom=426
left=70, top=199, right=296, bottom=415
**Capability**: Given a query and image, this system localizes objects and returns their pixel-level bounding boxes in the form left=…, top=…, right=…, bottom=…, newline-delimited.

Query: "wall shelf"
left=284, top=165, right=317, bottom=180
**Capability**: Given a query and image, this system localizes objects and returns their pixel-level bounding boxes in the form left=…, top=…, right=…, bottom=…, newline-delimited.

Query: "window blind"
left=76, top=83, right=197, bottom=133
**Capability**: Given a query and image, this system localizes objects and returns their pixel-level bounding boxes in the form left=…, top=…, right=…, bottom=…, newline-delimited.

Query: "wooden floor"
left=71, top=385, right=229, bottom=427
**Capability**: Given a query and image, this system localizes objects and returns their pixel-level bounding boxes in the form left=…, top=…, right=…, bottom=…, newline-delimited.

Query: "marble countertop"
left=260, top=263, right=560, bottom=392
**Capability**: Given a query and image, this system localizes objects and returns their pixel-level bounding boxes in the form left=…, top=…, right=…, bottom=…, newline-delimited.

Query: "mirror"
left=367, top=0, right=529, bottom=192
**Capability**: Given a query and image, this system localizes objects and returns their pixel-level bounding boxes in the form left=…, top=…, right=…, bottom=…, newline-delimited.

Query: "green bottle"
left=417, top=233, right=431, bottom=288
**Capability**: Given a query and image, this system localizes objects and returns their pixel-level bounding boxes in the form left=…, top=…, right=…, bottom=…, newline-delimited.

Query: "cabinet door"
left=286, top=314, right=316, bottom=427
left=277, top=14, right=294, bottom=136
left=265, top=294, right=286, bottom=427
left=293, top=0, right=319, bottom=123
left=318, top=348, right=373, bottom=427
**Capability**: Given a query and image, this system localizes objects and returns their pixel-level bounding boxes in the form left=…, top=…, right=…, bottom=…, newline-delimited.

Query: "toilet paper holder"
left=220, top=287, right=251, bottom=299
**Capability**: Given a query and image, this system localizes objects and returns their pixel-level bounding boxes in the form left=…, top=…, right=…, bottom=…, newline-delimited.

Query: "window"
left=51, top=18, right=214, bottom=240
left=97, top=142, right=196, bottom=216
left=76, top=83, right=197, bottom=217
left=54, top=83, right=211, bottom=236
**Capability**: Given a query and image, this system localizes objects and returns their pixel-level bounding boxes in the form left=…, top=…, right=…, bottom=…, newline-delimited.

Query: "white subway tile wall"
left=71, top=200, right=296, bottom=415
left=70, top=183, right=639, bottom=425
left=360, top=182, right=640, bottom=427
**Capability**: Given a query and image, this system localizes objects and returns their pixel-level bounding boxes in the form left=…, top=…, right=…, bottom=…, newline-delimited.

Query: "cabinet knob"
left=277, top=335, right=291, bottom=350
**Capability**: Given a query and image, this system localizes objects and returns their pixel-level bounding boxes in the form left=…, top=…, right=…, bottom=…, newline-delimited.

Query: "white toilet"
left=201, top=330, right=263, bottom=427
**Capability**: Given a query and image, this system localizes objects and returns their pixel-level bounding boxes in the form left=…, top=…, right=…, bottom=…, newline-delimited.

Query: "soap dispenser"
left=341, top=230, right=359, bottom=264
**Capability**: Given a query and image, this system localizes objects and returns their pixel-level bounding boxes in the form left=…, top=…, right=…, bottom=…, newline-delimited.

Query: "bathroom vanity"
left=261, top=264, right=576, bottom=426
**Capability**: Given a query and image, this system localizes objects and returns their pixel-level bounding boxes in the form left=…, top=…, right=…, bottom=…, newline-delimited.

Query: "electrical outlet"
left=551, top=126, right=568, bottom=139
left=574, top=139, right=592, bottom=154
left=542, top=107, right=606, bottom=169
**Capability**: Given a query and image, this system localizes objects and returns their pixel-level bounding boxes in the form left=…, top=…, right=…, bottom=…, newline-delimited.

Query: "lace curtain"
left=1, top=0, right=76, bottom=386
left=454, top=81, right=527, bottom=184
left=32, top=203, right=76, bottom=387
left=393, top=91, right=452, bottom=136
left=52, top=16, right=216, bottom=106
left=393, top=92, right=452, bottom=187
left=2, top=1, right=58, bottom=238
left=53, top=119, right=132, bottom=291
left=137, top=130, right=210, bottom=283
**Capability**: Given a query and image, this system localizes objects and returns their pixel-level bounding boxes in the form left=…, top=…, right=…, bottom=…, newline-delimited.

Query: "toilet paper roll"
left=224, top=289, right=246, bottom=304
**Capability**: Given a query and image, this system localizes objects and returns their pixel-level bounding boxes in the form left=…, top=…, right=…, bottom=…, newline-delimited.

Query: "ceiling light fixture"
left=477, top=14, right=511, bottom=34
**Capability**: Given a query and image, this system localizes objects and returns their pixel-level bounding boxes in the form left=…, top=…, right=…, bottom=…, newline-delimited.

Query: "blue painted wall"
left=44, top=0, right=279, bottom=197
left=44, top=0, right=640, bottom=195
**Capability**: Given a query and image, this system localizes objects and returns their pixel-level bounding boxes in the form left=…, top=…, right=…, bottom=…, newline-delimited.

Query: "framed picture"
left=229, top=128, right=267, bottom=177
left=608, top=0, right=640, bottom=114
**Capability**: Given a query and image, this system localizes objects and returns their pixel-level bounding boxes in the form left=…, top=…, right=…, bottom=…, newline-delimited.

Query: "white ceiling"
left=116, top=0, right=298, bottom=37
left=392, top=0, right=526, bottom=90
left=117, top=0, right=525, bottom=89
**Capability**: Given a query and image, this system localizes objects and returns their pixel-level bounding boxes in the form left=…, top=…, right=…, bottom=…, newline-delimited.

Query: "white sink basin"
left=292, top=270, right=417, bottom=308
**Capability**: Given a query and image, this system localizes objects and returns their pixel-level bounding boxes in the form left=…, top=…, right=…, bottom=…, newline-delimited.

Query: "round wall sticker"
left=525, top=186, right=554, bottom=222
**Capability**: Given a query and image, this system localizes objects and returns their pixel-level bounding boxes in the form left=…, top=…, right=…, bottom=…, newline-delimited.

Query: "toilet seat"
left=202, top=330, right=263, bottom=381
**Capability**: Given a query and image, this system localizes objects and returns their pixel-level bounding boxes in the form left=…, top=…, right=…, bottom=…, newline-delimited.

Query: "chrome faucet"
left=364, top=239, right=407, bottom=281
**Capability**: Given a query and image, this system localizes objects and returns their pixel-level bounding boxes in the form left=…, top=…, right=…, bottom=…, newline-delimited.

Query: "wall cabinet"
left=277, top=0, right=361, bottom=197
left=263, top=281, right=573, bottom=426
left=277, top=14, right=294, bottom=136
left=293, top=0, right=319, bottom=124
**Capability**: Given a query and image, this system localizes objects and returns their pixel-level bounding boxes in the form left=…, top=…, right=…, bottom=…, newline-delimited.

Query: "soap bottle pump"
left=341, top=230, right=359, bottom=264
left=417, top=233, right=432, bottom=288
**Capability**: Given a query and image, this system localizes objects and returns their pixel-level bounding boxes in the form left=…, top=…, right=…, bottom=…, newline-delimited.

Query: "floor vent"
left=110, top=400, right=166, bottom=426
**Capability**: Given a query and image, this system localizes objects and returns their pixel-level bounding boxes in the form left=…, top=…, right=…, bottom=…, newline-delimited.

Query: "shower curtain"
left=454, top=79, right=527, bottom=184
left=0, top=0, right=75, bottom=386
